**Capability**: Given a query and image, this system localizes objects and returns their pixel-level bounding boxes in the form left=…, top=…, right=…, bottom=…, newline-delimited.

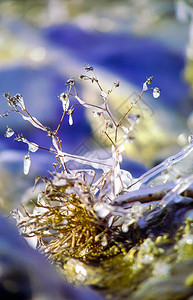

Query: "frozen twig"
left=127, top=138, right=193, bottom=191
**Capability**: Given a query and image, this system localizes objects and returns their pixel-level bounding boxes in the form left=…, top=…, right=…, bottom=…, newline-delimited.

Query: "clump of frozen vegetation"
left=1, top=65, right=193, bottom=261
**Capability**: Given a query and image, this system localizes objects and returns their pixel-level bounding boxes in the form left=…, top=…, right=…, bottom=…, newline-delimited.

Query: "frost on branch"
left=22, top=115, right=47, bottom=131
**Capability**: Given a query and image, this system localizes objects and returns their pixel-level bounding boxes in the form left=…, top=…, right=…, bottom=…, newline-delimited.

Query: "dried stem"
left=117, top=89, right=144, bottom=127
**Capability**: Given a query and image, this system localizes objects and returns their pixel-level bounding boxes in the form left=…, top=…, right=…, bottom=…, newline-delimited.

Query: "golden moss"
left=18, top=175, right=131, bottom=262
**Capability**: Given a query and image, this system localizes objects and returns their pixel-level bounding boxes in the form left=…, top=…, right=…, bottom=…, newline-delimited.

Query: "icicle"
left=23, top=154, right=31, bottom=175
left=69, top=113, right=73, bottom=125
left=67, top=107, right=74, bottom=126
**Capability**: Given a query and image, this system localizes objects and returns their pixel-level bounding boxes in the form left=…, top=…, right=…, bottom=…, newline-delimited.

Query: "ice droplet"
left=153, top=87, right=161, bottom=98
left=122, top=223, right=129, bottom=233
left=4, top=127, right=14, bottom=138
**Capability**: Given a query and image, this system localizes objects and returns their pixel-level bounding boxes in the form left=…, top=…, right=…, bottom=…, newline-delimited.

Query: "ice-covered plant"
left=1, top=66, right=193, bottom=262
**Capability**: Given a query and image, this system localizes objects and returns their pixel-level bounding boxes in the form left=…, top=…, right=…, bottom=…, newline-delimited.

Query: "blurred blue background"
left=0, top=0, right=193, bottom=211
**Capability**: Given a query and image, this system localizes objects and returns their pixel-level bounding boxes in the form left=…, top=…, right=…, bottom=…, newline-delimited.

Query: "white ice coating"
left=22, top=115, right=47, bottom=131
left=17, top=137, right=39, bottom=153
left=28, top=142, right=39, bottom=153
left=143, top=82, right=148, bottom=91
left=17, top=95, right=26, bottom=111
left=74, top=95, right=91, bottom=108
left=57, top=149, right=114, bottom=172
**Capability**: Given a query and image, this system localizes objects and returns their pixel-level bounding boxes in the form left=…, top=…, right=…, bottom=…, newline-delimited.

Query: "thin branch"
left=54, top=110, right=66, bottom=136
left=118, top=89, right=144, bottom=127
